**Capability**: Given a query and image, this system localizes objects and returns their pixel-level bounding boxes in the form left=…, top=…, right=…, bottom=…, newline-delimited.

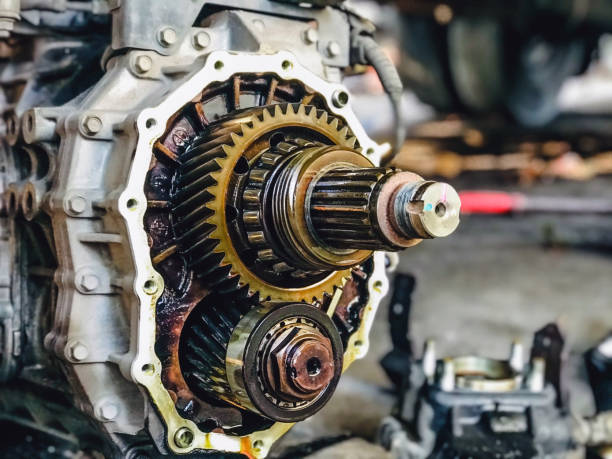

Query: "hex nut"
left=67, top=195, right=87, bottom=214
left=193, top=31, right=211, bottom=50
left=69, top=342, right=89, bottom=361
left=134, top=55, right=153, bottom=74
left=158, top=27, right=177, bottom=47
left=79, top=273, right=100, bottom=292
left=82, top=116, right=102, bottom=136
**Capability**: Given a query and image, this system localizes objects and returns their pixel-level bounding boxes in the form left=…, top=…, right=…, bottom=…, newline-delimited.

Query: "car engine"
left=0, top=0, right=460, bottom=456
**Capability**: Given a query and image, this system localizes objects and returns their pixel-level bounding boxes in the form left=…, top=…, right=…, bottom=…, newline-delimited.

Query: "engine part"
left=0, top=1, right=460, bottom=457
left=379, top=339, right=574, bottom=458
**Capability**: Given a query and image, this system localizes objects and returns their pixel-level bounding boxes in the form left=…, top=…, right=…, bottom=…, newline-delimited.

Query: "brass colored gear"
left=176, top=103, right=362, bottom=302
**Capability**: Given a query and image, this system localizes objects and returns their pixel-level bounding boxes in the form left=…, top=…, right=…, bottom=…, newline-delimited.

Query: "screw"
left=98, top=402, right=119, bottom=421
left=158, top=27, right=177, bottom=47
left=303, top=28, right=318, bottom=45
left=174, top=427, right=194, bottom=449
left=67, top=195, right=87, bottom=214
left=69, top=341, right=89, bottom=361
left=79, top=273, right=100, bottom=292
left=326, top=41, right=341, bottom=58
left=331, top=90, right=349, bottom=108
left=134, top=55, right=153, bottom=74
left=82, top=116, right=102, bottom=136
left=193, top=31, right=211, bottom=50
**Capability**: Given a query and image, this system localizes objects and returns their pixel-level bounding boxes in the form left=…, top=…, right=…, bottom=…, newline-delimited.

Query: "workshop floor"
left=271, top=178, right=612, bottom=458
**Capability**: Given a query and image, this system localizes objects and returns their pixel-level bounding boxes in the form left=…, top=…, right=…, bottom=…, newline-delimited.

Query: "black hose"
left=352, top=34, right=405, bottom=157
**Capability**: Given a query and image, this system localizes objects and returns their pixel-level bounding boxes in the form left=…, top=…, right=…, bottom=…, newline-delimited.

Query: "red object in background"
left=459, top=191, right=525, bottom=215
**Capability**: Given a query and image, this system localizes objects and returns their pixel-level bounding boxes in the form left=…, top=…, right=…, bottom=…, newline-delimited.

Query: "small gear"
left=172, top=103, right=360, bottom=302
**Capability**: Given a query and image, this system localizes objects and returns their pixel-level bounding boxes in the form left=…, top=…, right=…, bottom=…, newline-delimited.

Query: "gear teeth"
left=171, top=103, right=358, bottom=303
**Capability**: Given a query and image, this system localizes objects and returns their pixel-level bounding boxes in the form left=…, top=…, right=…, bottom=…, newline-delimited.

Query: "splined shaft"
left=247, top=140, right=461, bottom=272
left=307, top=165, right=462, bottom=251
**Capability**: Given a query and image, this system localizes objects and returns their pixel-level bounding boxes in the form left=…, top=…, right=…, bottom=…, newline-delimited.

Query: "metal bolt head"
left=326, top=41, right=341, bottom=57
left=143, top=279, right=158, bottom=295
left=82, top=116, right=102, bottom=136
left=158, top=27, right=177, bottom=47
left=302, top=28, right=318, bottom=45
left=69, top=342, right=89, bottom=361
left=269, top=326, right=335, bottom=401
left=174, top=427, right=194, bottom=449
left=67, top=195, right=87, bottom=214
left=98, top=402, right=119, bottom=421
left=192, top=31, right=211, bottom=50
left=331, top=90, right=349, bottom=108
left=134, top=55, right=153, bottom=74
left=79, top=273, right=100, bottom=292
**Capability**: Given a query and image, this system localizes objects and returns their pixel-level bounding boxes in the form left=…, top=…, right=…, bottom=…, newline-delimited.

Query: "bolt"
left=69, top=341, right=89, bottom=361
left=98, top=402, right=119, bottom=421
left=174, top=427, right=194, bottom=449
left=331, top=90, right=349, bottom=108
left=82, top=116, right=102, bottom=136
left=326, top=41, right=341, bottom=58
left=158, top=27, right=177, bottom=47
left=302, top=28, right=318, bottom=45
left=193, top=31, right=211, bottom=50
left=79, top=273, right=100, bottom=292
left=268, top=325, right=335, bottom=401
left=67, top=195, right=87, bottom=214
left=134, top=55, right=153, bottom=74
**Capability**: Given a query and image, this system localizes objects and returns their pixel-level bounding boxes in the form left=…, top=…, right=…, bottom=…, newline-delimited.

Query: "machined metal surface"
left=0, top=1, right=459, bottom=457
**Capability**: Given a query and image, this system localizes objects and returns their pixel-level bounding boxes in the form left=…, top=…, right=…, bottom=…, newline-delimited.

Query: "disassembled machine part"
left=379, top=338, right=574, bottom=459
left=0, top=1, right=460, bottom=457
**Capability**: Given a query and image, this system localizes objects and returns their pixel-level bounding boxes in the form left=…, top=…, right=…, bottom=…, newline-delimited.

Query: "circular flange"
left=226, top=303, right=343, bottom=422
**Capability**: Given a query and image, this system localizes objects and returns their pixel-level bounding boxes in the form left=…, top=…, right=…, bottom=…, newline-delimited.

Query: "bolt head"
left=83, top=116, right=102, bottom=136
left=69, top=342, right=89, bottom=361
left=174, top=427, right=194, bottom=449
left=332, top=90, right=349, bottom=108
left=303, top=28, right=318, bottom=45
left=68, top=195, right=87, bottom=214
left=98, top=402, right=119, bottom=421
left=193, top=31, right=211, bottom=50
left=326, top=41, right=341, bottom=57
left=158, top=27, right=177, bottom=47
left=79, top=273, right=100, bottom=292
left=269, top=326, right=335, bottom=401
left=134, top=55, right=153, bottom=74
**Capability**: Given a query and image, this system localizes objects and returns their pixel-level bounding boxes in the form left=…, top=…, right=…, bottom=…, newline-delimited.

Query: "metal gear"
left=173, top=103, right=358, bottom=303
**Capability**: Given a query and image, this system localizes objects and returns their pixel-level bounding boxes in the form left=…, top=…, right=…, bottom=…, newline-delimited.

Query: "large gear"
left=172, top=103, right=359, bottom=303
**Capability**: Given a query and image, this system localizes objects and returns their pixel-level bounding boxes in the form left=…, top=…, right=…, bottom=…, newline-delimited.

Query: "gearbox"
left=0, top=1, right=460, bottom=457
